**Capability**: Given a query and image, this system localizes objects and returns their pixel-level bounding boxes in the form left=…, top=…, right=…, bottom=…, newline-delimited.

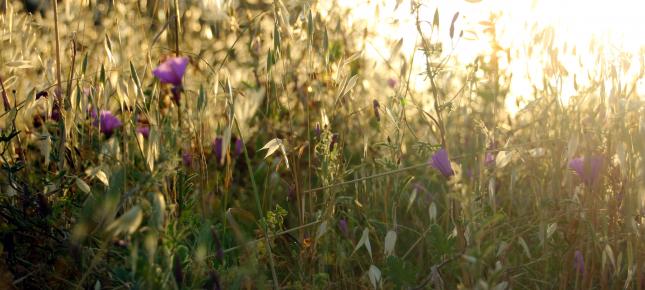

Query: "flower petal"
left=431, top=148, right=454, bottom=177
left=153, top=57, right=189, bottom=85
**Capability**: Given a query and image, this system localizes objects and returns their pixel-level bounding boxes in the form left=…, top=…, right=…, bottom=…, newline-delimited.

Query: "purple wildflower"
left=93, top=110, right=122, bottom=136
left=430, top=148, right=454, bottom=178
left=373, top=99, right=381, bottom=121
left=314, top=123, right=321, bottom=138
left=136, top=125, right=150, bottom=138
left=153, top=57, right=189, bottom=86
left=338, top=219, right=349, bottom=237
left=212, top=137, right=223, bottom=162
left=574, top=250, right=584, bottom=275
left=569, top=156, right=603, bottom=186
left=51, top=102, right=61, bottom=122
left=182, top=151, right=193, bottom=167
left=387, top=78, right=397, bottom=88
left=234, top=138, right=244, bottom=158
left=485, top=152, right=496, bottom=167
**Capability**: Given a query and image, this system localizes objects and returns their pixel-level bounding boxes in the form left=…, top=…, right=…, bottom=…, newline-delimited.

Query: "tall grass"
left=0, top=0, right=643, bottom=289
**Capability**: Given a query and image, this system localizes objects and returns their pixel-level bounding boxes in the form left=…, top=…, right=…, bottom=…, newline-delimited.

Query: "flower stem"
left=53, top=0, right=66, bottom=173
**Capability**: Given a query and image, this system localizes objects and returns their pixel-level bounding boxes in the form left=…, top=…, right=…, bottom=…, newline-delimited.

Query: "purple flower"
left=430, top=148, right=454, bottom=178
left=569, top=156, right=603, bottom=186
left=51, top=102, right=61, bottom=122
left=93, top=110, right=122, bottom=136
left=338, top=219, right=349, bottom=237
left=314, top=123, right=321, bottom=138
left=387, top=78, right=397, bottom=88
left=485, top=152, right=496, bottom=167
left=212, top=137, right=223, bottom=162
left=373, top=99, right=381, bottom=121
left=182, top=151, right=193, bottom=167
left=137, top=125, right=150, bottom=138
left=234, top=139, right=244, bottom=158
left=574, top=250, right=584, bottom=275
left=153, top=57, right=189, bottom=86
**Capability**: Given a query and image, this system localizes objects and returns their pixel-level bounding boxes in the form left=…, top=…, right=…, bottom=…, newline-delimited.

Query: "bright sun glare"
left=328, top=0, right=645, bottom=114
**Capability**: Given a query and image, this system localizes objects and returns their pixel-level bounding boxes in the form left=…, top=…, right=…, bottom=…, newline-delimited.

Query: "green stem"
left=233, top=116, right=280, bottom=289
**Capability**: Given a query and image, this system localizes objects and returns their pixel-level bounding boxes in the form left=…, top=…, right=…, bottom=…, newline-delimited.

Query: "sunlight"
left=329, top=0, right=645, bottom=115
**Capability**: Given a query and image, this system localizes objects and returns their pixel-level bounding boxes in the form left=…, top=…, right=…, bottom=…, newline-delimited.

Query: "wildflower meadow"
left=0, top=0, right=644, bottom=289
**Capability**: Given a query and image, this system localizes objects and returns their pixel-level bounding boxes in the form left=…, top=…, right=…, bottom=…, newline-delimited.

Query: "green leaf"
left=82, top=53, right=89, bottom=74
left=307, top=9, right=314, bottom=39
left=273, top=21, right=281, bottom=51
left=130, top=61, right=141, bottom=95
left=197, top=85, right=206, bottom=112
left=385, top=256, right=416, bottom=288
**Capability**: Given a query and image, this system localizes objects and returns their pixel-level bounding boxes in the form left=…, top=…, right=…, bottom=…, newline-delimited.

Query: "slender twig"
left=66, top=34, right=77, bottom=106
left=222, top=219, right=322, bottom=254
left=173, top=0, right=180, bottom=57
